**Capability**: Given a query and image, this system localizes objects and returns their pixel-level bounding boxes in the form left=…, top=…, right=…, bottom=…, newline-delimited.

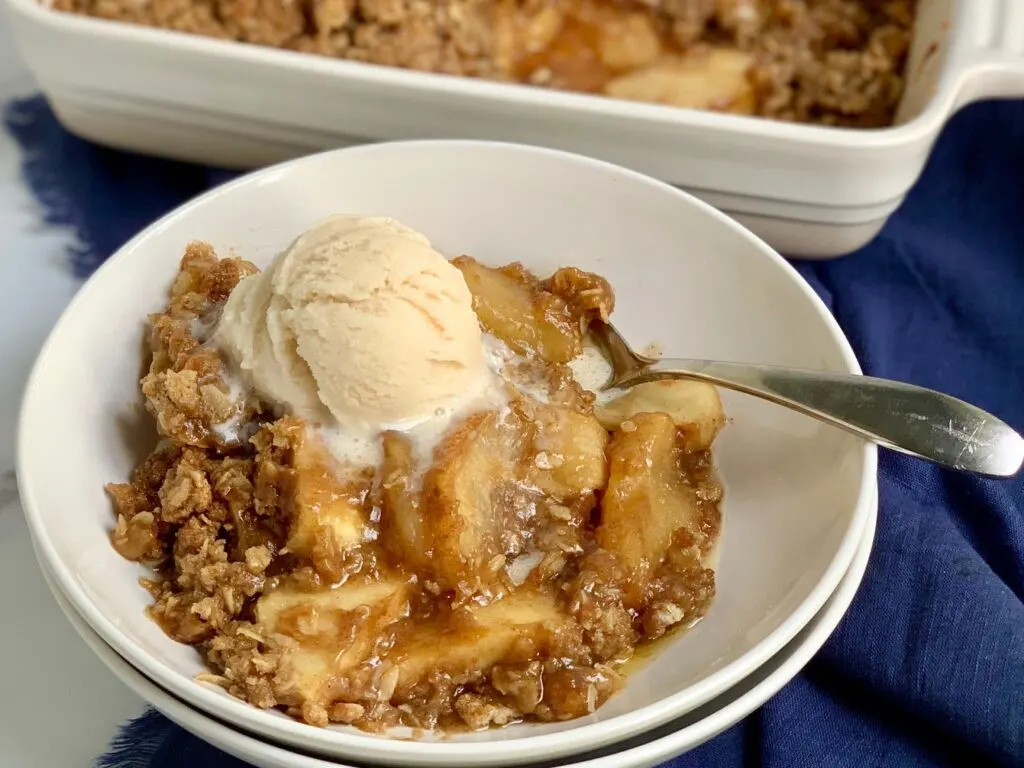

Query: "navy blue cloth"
left=5, top=96, right=1023, bottom=768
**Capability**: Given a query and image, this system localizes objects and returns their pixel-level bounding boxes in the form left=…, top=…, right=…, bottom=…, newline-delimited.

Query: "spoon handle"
left=616, top=360, right=1024, bottom=477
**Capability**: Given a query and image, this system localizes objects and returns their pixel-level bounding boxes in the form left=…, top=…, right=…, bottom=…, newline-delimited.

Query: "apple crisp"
left=52, top=0, right=917, bottom=127
left=107, top=243, right=726, bottom=732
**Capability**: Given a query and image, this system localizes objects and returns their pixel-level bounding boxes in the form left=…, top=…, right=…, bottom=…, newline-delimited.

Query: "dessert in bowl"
left=110, top=214, right=728, bottom=732
left=18, top=140, right=875, bottom=765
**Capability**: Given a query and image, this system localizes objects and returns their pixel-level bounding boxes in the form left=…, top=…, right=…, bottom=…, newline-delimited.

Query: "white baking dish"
left=5, top=0, right=1024, bottom=258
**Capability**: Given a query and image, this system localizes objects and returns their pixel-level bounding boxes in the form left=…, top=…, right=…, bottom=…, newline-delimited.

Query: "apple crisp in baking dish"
left=51, top=0, right=918, bottom=127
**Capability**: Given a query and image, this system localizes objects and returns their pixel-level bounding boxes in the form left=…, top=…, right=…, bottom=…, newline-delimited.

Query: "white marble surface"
left=0, top=8, right=148, bottom=767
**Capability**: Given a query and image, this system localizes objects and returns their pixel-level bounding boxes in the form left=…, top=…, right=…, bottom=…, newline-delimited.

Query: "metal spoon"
left=590, top=321, right=1024, bottom=478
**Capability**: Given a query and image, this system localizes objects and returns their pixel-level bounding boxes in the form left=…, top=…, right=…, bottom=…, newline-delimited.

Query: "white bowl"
left=18, top=141, right=877, bottom=766
left=38, top=496, right=876, bottom=768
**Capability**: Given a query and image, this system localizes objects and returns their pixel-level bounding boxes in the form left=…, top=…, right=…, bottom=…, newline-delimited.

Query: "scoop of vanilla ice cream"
left=214, top=215, right=492, bottom=432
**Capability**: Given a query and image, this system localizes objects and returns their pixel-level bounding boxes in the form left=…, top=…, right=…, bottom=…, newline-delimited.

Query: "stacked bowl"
left=18, top=141, right=877, bottom=768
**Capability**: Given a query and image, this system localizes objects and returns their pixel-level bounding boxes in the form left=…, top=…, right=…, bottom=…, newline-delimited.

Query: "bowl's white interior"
left=19, top=142, right=873, bottom=765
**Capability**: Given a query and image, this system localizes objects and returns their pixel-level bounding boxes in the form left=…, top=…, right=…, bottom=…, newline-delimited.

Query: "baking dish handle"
left=953, top=0, right=1024, bottom=107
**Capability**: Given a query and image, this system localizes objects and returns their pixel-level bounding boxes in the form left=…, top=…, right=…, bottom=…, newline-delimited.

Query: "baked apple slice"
left=525, top=402, right=609, bottom=500
left=596, top=380, right=725, bottom=452
left=604, top=49, right=756, bottom=113
left=597, top=412, right=706, bottom=605
left=390, top=587, right=569, bottom=698
left=256, top=420, right=371, bottom=582
left=421, top=408, right=534, bottom=595
left=453, top=256, right=581, bottom=363
left=378, top=431, right=432, bottom=573
left=255, top=576, right=411, bottom=708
